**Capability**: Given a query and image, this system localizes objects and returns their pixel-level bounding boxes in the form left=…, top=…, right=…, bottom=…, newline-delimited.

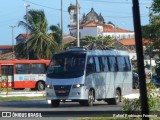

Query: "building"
left=15, top=34, right=31, bottom=45
left=16, top=33, right=76, bottom=45
left=0, top=45, right=13, bottom=54
left=68, top=5, right=156, bottom=67
left=68, top=6, right=134, bottom=40
left=0, top=45, right=13, bottom=60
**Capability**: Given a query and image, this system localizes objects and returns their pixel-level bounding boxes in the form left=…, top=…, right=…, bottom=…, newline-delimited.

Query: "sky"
left=0, top=0, right=152, bottom=45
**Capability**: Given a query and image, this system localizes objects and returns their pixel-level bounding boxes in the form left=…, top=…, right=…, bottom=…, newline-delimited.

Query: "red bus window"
left=31, top=64, right=45, bottom=74
left=16, top=64, right=30, bottom=74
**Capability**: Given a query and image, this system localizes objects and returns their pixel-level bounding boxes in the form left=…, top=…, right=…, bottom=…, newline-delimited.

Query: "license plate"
left=57, top=90, right=66, bottom=93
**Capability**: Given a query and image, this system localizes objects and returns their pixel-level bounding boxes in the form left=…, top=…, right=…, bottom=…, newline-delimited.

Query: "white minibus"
left=46, top=47, right=132, bottom=107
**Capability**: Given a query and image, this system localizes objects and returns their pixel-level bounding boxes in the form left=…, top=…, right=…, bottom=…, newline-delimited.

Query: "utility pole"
left=9, top=26, right=16, bottom=59
left=114, top=24, right=116, bottom=40
left=132, top=0, right=149, bottom=119
left=76, top=0, right=80, bottom=47
left=26, top=4, right=30, bottom=59
left=61, top=0, right=63, bottom=50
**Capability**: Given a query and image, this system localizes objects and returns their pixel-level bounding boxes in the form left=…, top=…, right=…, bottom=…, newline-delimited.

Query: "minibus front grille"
left=54, top=85, right=71, bottom=96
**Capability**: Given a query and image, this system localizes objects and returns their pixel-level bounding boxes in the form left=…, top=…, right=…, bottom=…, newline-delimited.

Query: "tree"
left=142, top=0, right=160, bottom=58
left=80, top=35, right=114, bottom=49
left=152, top=0, right=160, bottom=13
left=49, top=24, right=61, bottom=46
left=80, top=36, right=97, bottom=46
left=15, top=9, right=59, bottom=59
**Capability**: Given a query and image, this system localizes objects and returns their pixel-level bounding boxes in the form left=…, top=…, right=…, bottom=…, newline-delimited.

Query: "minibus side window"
left=86, top=57, right=95, bottom=75
left=124, top=56, right=131, bottom=71
left=108, top=56, right=118, bottom=72
left=94, top=57, right=100, bottom=72
left=101, top=56, right=109, bottom=72
left=117, top=56, right=125, bottom=71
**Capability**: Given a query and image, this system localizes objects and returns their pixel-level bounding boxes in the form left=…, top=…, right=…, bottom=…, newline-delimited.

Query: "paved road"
left=0, top=100, right=125, bottom=120
left=0, top=89, right=140, bottom=120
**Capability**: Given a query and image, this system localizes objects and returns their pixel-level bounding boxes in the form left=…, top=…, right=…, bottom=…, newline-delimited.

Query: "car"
left=150, top=75, right=160, bottom=88
left=132, top=72, right=139, bottom=89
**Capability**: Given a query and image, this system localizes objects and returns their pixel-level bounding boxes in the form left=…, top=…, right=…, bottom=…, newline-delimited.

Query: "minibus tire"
left=37, top=81, right=45, bottom=91
left=133, top=82, right=139, bottom=89
left=84, top=90, right=94, bottom=106
left=51, top=100, right=60, bottom=107
left=79, top=101, right=86, bottom=106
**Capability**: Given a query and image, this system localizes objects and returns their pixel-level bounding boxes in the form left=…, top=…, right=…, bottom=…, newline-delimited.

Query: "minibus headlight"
left=73, top=84, right=84, bottom=88
left=45, top=84, right=53, bottom=89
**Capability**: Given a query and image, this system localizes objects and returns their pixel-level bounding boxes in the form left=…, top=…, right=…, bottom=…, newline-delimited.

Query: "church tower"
left=68, top=4, right=77, bottom=27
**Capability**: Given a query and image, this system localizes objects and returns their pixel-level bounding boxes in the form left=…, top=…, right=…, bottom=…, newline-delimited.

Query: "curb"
left=0, top=91, right=140, bottom=99
left=0, top=91, right=46, bottom=97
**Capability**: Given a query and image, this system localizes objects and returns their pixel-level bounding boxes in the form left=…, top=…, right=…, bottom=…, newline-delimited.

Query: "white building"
left=68, top=7, right=134, bottom=40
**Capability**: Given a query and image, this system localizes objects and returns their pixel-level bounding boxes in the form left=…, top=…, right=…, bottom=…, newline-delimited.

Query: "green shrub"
left=122, top=82, right=160, bottom=114
left=0, top=75, right=10, bottom=95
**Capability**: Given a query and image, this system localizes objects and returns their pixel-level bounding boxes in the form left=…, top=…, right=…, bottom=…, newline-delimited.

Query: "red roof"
left=119, top=38, right=150, bottom=46
left=69, top=21, right=132, bottom=33
left=16, top=34, right=31, bottom=39
left=0, top=59, right=50, bottom=65
left=70, top=21, right=103, bottom=30
left=81, top=21, right=103, bottom=27
left=0, top=45, right=12, bottom=50
left=103, top=24, right=132, bottom=33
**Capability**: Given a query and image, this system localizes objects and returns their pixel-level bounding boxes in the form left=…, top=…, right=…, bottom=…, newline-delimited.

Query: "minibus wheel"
left=51, top=100, right=60, bottom=107
left=84, top=90, right=94, bottom=106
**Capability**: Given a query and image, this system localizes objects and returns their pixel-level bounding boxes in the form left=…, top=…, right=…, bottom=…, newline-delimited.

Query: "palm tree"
left=80, top=36, right=97, bottom=46
left=49, top=24, right=61, bottom=46
left=80, top=35, right=114, bottom=49
left=14, top=41, right=27, bottom=59
left=15, top=9, right=59, bottom=59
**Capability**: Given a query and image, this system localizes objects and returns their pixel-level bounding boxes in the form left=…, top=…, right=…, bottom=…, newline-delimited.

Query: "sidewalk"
left=123, top=93, right=140, bottom=99
left=0, top=90, right=140, bottom=99
left=0, top=91, right=45, bottom=97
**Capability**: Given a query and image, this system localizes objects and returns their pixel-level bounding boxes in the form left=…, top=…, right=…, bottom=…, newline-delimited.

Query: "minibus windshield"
left=47, top=52, right=86, bottom=78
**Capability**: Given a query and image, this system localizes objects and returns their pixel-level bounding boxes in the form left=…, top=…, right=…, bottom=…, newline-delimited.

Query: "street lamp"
left=76, top=0, right=80, bottom=47
left=9, top=26, right=16, bottom=59
left=61, top=0, right=63, bottom=50
left=25, top=4, right=30, bottom=59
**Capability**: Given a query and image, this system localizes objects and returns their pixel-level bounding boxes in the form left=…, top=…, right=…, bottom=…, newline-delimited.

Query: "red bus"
left=0, top=59, right=50, bottom=91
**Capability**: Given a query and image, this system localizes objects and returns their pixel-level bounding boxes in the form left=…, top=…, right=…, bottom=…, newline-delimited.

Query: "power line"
left=23, top=0, right=67, bottom=12
left=22, top=0, right=149, bottom=19
left=81, top=0, right=151, bottom=5
left=103, top=15, right=148, bottom=19
left=81, top=0, right=132, bottom=4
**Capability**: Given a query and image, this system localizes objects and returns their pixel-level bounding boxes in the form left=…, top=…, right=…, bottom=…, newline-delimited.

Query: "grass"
left=79, top=117, right=160, bottom=120
left=0, top=88, right=12, bottom=93
left=0, top=96, right=46, bottom=102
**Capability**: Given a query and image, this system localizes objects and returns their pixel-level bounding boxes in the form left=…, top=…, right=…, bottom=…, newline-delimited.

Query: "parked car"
left=132, top=72, right=139, bottom=89
left=150, top=75, right=160, bottom=88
